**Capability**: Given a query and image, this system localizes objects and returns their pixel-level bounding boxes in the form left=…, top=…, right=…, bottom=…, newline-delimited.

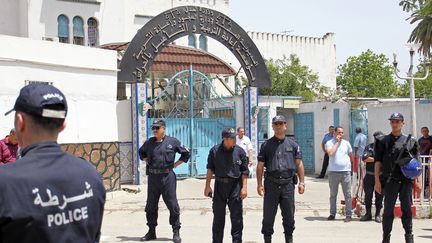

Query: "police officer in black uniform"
left=360, top=131, right=384, bottom=223
left=0, top=83, right=106, bottom=243
left=374, top=113, right=420, bottom=243
left=139, top=119, right=190, bottom=243
left=257, top=115, right=305, bottom=243
left=204, top=128, right=249, bottom=243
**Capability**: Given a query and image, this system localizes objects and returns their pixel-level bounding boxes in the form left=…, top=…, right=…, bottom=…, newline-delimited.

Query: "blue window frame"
left=57, top=14, right=69, bottom=43
left=73, top=16, right=84, bottom=45
left=188, top=34, right=196, bottom=48
left=199, top=35, right=207, bottom=51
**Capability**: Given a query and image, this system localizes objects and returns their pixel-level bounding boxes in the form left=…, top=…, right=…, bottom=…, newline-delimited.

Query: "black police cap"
left=222, top=128, right=236, bottom=138
left=272, top=115, right=287, bottom=123
left=388, top=113, right=404, bottom=121
left=5, top=83, right=68, bottom=119
left=152, top=119, right=166, bottom=127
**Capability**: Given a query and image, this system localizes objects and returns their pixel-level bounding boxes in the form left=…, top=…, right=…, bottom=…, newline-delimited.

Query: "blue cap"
left=152, top=119, right=166, bottom=127
left=5, top=83, right=68, bottom=119
left=389, top=113, right=404, bottom=121
left=222, top=128, right=236, bottom=138
left=272, top=115, right=287, bottom=123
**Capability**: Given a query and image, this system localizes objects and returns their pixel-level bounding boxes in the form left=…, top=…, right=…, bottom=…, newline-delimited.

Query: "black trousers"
left=363, top=174, right=383, bottom=214
left=319, top=153, right=329, bottom=177
left=145, top=171, right=180, bottom=230
left=212, top=180, right=243, bottom=243
left=382, top=178, right=413, bottom=235
left=262, top=178, right=295, bottom=237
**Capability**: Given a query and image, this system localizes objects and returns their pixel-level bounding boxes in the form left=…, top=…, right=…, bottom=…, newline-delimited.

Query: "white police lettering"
left=43, top=93, right=64, bottom=101
left=33, top=182, right=93, bottom=209
left=47, top=207, right=89, bottom=227
left=31, top=182, right=93, bottom=227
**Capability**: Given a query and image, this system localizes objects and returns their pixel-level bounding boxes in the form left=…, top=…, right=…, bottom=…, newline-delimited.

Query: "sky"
left=230, top=0, right=419, bottom=72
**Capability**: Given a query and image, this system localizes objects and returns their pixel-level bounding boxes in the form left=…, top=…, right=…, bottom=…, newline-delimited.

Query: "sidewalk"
left=101, top=176, right=432, bottom=243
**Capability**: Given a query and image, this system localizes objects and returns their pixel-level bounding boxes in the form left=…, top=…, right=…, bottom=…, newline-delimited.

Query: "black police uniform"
left=207, top=141, right=249, bottom=243
left=375, top=133, right=418, bottom=238
left=139, top=136, right=190, bottom=232
left=258, top=136, right=302, bottom=238
left=0, top=141, right=106, bottom=243
left=361, top=142, right=383, bottom=218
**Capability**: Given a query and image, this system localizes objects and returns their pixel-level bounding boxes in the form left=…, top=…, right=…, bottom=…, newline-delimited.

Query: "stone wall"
left=61, top=142, right=121, bottom=191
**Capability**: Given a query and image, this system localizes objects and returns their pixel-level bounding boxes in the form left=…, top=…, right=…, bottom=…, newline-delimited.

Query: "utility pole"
left=393, top=44, right=429, bottom=137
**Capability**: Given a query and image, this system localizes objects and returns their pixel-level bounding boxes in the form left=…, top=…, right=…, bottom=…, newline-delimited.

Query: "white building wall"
left=0, top=0, right=22, bottom=37
left=248, top=32, right=337, bottom=89
left=297, top=101, right=351, bottom=174
left=0, top=35, right=118, bottom=144
left=366, top=101, right=432, bottom=140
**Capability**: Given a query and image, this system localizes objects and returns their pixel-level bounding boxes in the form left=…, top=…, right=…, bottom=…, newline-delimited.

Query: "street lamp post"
left=393, top=45, right=429, bottom=138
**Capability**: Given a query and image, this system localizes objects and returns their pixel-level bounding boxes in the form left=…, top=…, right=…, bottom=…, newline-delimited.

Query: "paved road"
left=101, top=176, right=432, bottom=243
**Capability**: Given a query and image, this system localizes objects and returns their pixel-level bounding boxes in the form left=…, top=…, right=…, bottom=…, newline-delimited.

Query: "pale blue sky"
left=230, top=0, right=419, bottom=72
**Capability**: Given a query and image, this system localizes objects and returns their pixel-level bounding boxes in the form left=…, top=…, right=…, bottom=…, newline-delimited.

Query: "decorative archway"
left=119, top=6, right=271, bottom=184
left=119, top=5, right=270, bottom=88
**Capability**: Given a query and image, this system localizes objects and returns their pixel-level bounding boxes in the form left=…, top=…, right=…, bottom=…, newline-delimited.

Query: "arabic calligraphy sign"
left=119, top=5, right=271, bottom=88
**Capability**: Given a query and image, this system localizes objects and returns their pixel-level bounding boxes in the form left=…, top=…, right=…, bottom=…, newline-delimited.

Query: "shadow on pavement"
left=304, top=216, right=329, bottom=221
left=418, top=236, right=432, bottom=239
left=116, top=236, right=172, bottom=242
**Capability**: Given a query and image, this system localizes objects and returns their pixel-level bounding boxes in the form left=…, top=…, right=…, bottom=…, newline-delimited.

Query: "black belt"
left=366, top=171, right=382, bottom=176
left=265, top=175, right=293, bottom=184
left=148, top=168, right=172, bottom=174
left=215, top=177, right=239, bottom=183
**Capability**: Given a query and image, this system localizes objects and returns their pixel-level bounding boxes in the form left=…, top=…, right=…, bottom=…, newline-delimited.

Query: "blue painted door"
left=294, top=112, right=315, bottom=173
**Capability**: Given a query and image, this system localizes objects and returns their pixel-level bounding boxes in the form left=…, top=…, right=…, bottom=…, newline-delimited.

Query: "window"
left=188, top=34, right=196, bottom=48
left=199, top=35, right=207, bottom=51
left=57, top=14, right=69, bottom=43
left=87, top=17, right=98, bottom=47
left=73, top=16, right=84, bottom=45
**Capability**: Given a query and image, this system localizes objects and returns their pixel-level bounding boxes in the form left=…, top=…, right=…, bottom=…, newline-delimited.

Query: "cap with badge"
left=5, top=83, right=68, bottom=119
left=152, top=119, right=166, bottom=128
left=222, top=128, right=236, bottom=139
left=388, top=113, right=404, bottom=121
left=272, top=115, right=287, bottom=123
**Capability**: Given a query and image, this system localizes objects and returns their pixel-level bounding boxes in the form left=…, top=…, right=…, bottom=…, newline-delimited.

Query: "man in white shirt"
left=236, top=127, right=254, bottom=177
left=325, top=126, right=353, bottom=223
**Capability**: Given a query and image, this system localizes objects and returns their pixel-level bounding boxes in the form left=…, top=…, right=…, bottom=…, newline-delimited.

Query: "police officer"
left=204, top=127, right=249, bottom=243
left=257, top=115, right=305, bottom=243
left=0, top=83, right=106, bottom=242
left=360, top=131, right=384, bottom=223
left=374, top=113, right=420, bottom=243
left=139, top=119, right=190, bottom=243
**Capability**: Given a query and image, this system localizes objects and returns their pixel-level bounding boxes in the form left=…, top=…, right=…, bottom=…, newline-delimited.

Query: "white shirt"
left=236, top=135, right=253, bottom=157
left=325, top=138, right=352, bottom=172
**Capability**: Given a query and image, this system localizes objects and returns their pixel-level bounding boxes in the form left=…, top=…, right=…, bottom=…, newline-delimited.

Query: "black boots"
left=360, top=213, right=372, bottom=221
left=264, top=235, right=272, bottom=243
left=285, top=234, right=293, bottom=243
left=382, top=233, right=390, bottom=243
left=173, top=229, right=181, bottom=243
left=140, top=228, right=156, bottom=241
left=405, top=233, right=414, bottom=243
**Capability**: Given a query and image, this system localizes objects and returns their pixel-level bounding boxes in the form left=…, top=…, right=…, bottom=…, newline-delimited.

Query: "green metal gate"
left=147, top=67, right=236, bottom=178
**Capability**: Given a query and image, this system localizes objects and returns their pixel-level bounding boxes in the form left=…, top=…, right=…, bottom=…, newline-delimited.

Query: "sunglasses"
left=390, top=120, right=402, bottom=124
left=151, top=126, right=161, bottom=130
left=273, top=122, right=285, bottom=126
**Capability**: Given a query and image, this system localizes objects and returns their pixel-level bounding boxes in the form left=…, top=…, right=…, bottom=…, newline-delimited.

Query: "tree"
left=398, top=65, right=432, bottom=97
left=336, top=49, right=399, bottom=97
left=400, top=0, right=432, bottom=57
left=260, top=55, right=325, bottom=102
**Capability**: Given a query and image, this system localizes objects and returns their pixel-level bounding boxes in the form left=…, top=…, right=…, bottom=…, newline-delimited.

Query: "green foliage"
left=400, top=0, right=432, bottom=57
left=336, top=49, right=399, bottom=97
left=399, top=66, right=432, bottom=97
left=260, top=55, right=324, bottom=102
